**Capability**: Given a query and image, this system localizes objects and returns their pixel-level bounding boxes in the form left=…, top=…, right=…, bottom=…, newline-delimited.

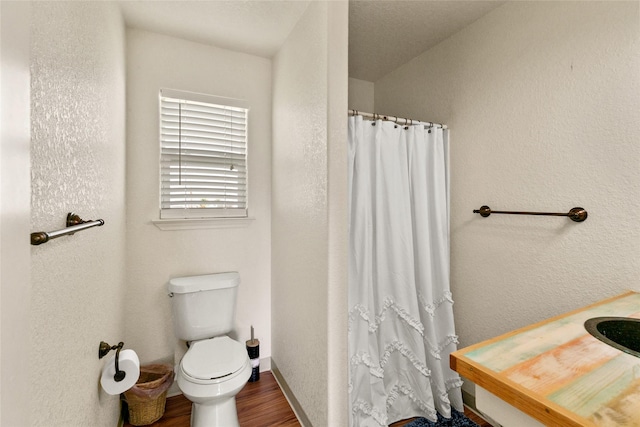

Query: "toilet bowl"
left=167, top=272, right=251, bottom=427
left=177, top=336, right=252, bottom=427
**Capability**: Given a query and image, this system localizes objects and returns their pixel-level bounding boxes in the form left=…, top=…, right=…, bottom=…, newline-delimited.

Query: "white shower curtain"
left=348, top=115, right=463, bottom=427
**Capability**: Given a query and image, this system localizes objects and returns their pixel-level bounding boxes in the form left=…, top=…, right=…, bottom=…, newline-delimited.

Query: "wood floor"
left=124, top=371, right=491, bottom=427
left=124, top=371, right=299, bottom=427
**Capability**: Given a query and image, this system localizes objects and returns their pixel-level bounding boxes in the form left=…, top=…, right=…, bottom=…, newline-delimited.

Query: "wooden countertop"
left=451, top=291, right=640, bottom=426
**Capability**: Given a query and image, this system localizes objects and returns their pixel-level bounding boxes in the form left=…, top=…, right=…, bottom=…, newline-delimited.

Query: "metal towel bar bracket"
left=30, top=212, right=104, bottom=245
left=473, top=205, right=588, bottom=222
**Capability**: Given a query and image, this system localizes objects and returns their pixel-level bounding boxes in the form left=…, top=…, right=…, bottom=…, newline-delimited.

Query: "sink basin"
left=584, top=317, right=640, bottom=358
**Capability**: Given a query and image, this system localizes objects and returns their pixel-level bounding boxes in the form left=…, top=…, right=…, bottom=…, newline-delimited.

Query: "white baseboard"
left=271, top=359, right=311, bottom=427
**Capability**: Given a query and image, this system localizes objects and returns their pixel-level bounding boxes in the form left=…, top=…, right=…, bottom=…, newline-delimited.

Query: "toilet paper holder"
left=99, top=341, right=126, bottom=382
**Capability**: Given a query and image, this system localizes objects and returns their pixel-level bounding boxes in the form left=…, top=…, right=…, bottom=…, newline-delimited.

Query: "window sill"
left=152, top=217, right=255, bottom=231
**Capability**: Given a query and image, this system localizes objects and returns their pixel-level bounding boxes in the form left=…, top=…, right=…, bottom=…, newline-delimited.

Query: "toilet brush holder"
left=246, top=326, right=259, bottom=382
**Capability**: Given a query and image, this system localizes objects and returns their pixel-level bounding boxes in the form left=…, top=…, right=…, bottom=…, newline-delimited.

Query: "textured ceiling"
left=118, top=1, right=311, bottom=58
left=349, top=1, right=505, bottom=82
left=119, top=0, right=505, bottom=82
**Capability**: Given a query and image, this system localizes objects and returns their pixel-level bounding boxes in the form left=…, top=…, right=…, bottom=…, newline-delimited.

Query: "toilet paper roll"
left=100, top=349, right=140, bottom=395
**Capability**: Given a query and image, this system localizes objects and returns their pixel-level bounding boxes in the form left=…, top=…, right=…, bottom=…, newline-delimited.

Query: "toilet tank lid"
left=168, top=272, right=239, bottom=294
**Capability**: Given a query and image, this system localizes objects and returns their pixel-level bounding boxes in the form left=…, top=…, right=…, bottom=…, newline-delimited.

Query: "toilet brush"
left=246, top=326, right=260, bottom=382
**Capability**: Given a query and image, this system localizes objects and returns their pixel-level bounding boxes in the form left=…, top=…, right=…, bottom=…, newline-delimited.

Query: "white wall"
left=272, top=1, right=348, bottom=425
left=30, top=2, right=127, bottom=426
left=348, top=77, right=374, bottom=112
left=375, top=0, right=640, bottom=356
left=1, top=2, right=31, bottom=425
left=326, top=3, right=349, bottom=424
left=125, top=29, right=272, bottom=371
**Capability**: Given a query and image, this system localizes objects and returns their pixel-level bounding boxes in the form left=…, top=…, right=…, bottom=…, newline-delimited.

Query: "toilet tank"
left=168, top=272, right=240, bottom=341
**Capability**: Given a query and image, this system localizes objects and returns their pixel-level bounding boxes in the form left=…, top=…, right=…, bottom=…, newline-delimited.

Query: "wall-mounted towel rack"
left=30, top=212, right=104, bottom=245
left=473, top=205, right=588, bottom=222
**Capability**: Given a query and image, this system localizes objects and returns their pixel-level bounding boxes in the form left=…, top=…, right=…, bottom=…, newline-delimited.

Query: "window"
left=159, top=89, right=248, bottom=219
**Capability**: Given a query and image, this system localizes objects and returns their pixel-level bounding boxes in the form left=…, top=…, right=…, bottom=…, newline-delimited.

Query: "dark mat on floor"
left=404, top=410, right=479, bottom=427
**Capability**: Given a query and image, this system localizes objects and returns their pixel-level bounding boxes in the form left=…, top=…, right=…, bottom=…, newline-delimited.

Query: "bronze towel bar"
left=30, top=212, right=105, bottom=245
left=473, top=206, right=588, bottom=222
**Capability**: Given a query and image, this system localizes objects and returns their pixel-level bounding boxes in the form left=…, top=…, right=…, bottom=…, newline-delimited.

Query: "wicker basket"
left=124, top=366, right=173, bottom=426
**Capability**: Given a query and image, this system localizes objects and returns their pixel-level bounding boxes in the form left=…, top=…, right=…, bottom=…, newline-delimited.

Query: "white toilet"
left=168, top=272, right=252, bottom=427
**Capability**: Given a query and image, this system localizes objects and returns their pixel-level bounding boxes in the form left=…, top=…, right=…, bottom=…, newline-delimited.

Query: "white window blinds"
left=160, top=89, right=248, bottom=219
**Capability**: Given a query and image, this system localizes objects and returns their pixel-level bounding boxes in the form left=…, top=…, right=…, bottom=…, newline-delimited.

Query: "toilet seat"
left=181, top=336, right=248, bottom=383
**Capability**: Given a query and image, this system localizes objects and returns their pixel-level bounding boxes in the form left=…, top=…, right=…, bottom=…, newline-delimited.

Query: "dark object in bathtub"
left=404, top=410, right=479, bottom=427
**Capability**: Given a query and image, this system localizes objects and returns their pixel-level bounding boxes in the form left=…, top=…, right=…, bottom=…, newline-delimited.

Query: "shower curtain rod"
left=348, top=109, right=447, bottom=129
